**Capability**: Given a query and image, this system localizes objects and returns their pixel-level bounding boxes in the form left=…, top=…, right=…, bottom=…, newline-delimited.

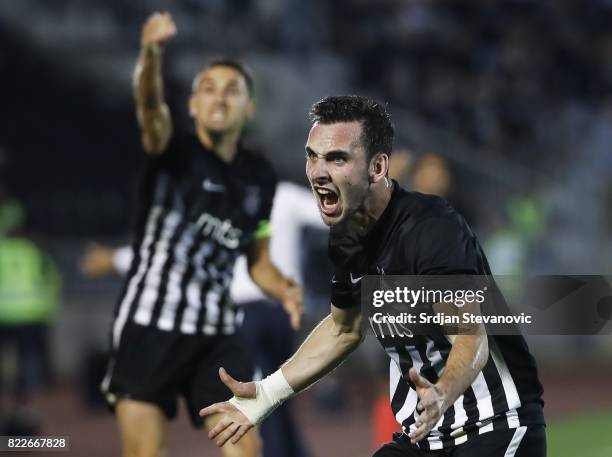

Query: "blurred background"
left=0, top=0, right=611, bottom=456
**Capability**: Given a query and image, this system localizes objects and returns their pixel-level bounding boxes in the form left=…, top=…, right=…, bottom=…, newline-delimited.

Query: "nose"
left=306, top=157, right=330, bottom=185
left=211, top=90, right=226, bottom=106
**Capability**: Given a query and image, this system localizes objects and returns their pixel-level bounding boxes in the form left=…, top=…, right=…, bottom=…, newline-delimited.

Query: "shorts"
left=373, top=425, right=546, bottom=457
left=101, top=321, right=254, bottom=427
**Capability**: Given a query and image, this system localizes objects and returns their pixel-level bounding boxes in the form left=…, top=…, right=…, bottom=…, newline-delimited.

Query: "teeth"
left=316, top=188, right=333, bottom=195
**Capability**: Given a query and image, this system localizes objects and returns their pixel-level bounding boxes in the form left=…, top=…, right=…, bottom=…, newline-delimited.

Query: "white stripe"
left=222, top=303, right=236, bottom=335
left=506, top=409, right=521, bottom=429
left=450, top=396, right=467, bottom=446
left=156, top=226, right=198, bottom=331
left=203, top=286, right=222, bottom=335
left=389, top=355, right=401, bottom=400
left=472, top=371, right=495, bottom=422
left=454, top=433, right=468, bottom=445
left=385, top=346, right=421, bottom=426
left=479, top=421, right=494, bottom=435
left=180, top=280, right=203, bottom=334
left=489, top=339, right=522, bottom=426
left=504, top=426, right=527, bottom=457
left=220, top=269, right=236, bottom=335
left=133, top=210, right=182, bottom=326
left=111, top=206, right=163, bottom=347
left=396, top=387, right=418, bottom=426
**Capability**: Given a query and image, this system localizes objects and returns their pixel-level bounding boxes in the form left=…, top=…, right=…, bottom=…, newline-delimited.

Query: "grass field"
left=547, top=410, right=612, bottom=457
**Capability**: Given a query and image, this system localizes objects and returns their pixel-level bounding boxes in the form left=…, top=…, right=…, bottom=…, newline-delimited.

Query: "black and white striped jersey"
left=111, top=131, right=276, bottom=345
left=329, top=182, right=544, bottom=450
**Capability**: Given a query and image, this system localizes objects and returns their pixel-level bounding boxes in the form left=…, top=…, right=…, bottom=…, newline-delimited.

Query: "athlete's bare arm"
left=199, top=304, right=364, bottom=447
left=281, top=305, right=363, bottom=390
left=407, top=326, right=489, bottom=443
left=246, top=237, right=304, bottom=330
left=134, top=12, right=176, bottom=155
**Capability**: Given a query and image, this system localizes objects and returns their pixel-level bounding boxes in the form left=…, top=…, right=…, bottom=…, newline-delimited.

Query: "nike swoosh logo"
left=350, top=273, right=363, bottom=284
left=202, top=179, right=225, bottom=192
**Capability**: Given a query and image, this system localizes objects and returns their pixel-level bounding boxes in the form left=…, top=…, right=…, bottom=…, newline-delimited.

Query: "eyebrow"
left=199, top=77, right=242, bottom=89
left=305, top=146, right=351, bottom=159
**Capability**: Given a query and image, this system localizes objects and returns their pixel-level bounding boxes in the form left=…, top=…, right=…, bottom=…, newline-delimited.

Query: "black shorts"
left=373, top=425, right=546, bottom=457
left=101, top=321, right=254, bottom=427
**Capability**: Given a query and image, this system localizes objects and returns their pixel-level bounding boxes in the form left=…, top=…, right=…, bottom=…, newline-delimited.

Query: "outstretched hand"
left=199, top=368, right=256, bottom=447
left=408, top=368, right=448, bottom=444
left=141, top=11, right=177, bottom=47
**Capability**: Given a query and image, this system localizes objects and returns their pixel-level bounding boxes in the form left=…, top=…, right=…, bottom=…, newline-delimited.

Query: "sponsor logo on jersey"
left=196, top=212, right=242, bottom=249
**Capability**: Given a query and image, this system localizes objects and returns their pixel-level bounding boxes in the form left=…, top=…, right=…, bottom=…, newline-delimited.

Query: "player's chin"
left=202, top=119, right=238, bottom=134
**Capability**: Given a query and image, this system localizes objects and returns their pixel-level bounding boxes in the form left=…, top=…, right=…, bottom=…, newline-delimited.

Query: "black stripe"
left=416, top=435, right=431, bottom=451
left=390, top=374, right=409, bottom=418
left=463, top=386, right=482, bottom=442
left=462, top=385, right=480, bottom=428
left=481, top=355, right=510, bottom=417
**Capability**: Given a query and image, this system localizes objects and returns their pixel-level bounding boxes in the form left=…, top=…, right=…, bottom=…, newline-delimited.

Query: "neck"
left=195, top=123, right=241, bottom=163
left=351, top=179, right=394, bottom=237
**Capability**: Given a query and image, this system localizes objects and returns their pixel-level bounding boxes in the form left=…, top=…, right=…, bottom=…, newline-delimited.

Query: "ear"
left=369, top=153, right=390, bottom=184
left=188, top=94, right=196, bottom=118
left=245, top=99, right=256, bottom=119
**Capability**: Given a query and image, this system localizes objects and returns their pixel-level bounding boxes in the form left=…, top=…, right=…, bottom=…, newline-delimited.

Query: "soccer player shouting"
left=201, top=96, right=545, bottom=457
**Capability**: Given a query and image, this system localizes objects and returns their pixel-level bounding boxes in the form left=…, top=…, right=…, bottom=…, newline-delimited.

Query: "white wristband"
left=229, top=369, right=294, bottom=425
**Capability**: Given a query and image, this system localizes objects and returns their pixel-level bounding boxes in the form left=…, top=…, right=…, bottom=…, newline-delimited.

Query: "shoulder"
left=394, top=191, right=480, bottom=272
left=397, top=188, right=457, bottom=221
left=147, top=128, right=198, bottom=168
left=396, top=189, right=471, bottom=240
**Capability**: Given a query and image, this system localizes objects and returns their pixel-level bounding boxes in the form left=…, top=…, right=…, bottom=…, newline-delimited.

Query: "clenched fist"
left=141, top=11, right=177, bottom=47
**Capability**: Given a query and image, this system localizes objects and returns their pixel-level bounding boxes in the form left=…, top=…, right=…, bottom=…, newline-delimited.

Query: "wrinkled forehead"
left=307, top=121, right=364, bottom=153
left=192, top=65, right=249, bottom=93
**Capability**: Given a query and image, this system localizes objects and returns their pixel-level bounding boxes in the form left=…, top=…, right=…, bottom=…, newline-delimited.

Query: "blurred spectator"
left=484, top=194, right=547, bottom=275
left=0, top=199, right=61, bottom=436
left=390, top=150, right=475, bottom=225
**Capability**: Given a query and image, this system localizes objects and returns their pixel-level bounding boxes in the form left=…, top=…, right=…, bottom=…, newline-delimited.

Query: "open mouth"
left=314, top=187, right=340, bottom=216
left=211, top=111, right=226, bottom=121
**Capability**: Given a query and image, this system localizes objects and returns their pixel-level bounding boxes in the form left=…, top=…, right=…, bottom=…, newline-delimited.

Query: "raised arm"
left=134, top=12, right=176, bottom=155
left=199, top=304, right=364, bottom=447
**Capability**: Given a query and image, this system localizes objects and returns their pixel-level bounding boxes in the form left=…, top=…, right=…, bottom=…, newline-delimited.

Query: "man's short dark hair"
left=309, top=95, right=394, bottom=159
left=193, top=57, right=254, bottom=97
